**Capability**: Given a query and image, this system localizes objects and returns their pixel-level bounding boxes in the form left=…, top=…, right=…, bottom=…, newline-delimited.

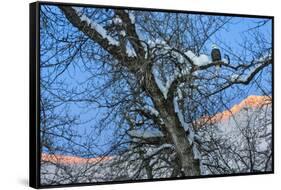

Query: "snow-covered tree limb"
left=59, top=6, right=134, bottom=63
left=207, top=57, right=272, bottom=97
left=114, top=10, right=145, bottom=58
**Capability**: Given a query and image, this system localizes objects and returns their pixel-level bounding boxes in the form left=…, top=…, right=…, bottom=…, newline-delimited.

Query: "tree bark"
left=144, top=70, right=200, bottom=176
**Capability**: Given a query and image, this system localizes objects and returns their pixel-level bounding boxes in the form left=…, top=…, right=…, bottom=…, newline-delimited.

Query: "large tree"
left=40, top=5, right=272, bottom=183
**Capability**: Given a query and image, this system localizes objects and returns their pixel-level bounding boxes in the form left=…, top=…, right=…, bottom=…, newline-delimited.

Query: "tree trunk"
left=145, top=71, right=200, bottom=176
left=164, top=114, right=200, bottom=176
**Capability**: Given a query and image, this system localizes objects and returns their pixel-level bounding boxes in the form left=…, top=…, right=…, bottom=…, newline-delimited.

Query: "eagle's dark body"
left=211, top=47, right=222, bottom=62
left=211, top=45, right=222, bottom=69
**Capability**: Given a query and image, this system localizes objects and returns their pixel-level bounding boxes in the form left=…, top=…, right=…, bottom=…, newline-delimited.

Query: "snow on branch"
left=184, top=50, right=210, bottom=66
left=230, top=56, right=272, bottom=84
left=151, top=48, right=210, bottom=99
left=128, top=129, right=163, bottom=139
left=126, top=42, right=137, bottom=57
left=208, top=56, right=272, bottom=97
left=145, top=144, right=174, bottom=158
left=73, top=7, right=119, bottom=46
left=152, top=67, right=176, bottom=99
left=112, top=16, right=122, bottom=25
left=128, top=12, right=135, bottom=24
left=143, top=105, right=160, bottom=117
left=114, top=10, right=145, bottom=58
left=60, top=6, right=133, bottom=62
left=234, top=57, right=272, bottom=84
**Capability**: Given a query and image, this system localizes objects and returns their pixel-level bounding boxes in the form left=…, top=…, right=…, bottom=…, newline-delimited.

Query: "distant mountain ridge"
left=198, top=95, right=271, bottom=124
left=41, top=153, right=112, bottom=165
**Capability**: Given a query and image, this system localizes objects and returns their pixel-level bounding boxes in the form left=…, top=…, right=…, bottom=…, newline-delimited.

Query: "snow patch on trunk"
left=128, top=12, right=135, bottom=24
left=173, top=97, right=201, bottom=161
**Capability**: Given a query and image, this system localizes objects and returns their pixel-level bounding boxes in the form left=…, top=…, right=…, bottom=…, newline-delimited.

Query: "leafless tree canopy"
left=39, top=5, right=272, bottom=185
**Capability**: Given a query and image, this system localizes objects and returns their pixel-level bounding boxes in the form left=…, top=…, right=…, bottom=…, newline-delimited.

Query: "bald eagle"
left=211, top=45, right=222, bottom=69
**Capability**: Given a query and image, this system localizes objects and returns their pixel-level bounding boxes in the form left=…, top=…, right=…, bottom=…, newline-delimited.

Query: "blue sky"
left=40, top=5, right=272, bottom=157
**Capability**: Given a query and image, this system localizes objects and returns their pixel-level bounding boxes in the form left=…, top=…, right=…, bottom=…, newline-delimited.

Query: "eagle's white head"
left=212, top=44, right=218, bottom=49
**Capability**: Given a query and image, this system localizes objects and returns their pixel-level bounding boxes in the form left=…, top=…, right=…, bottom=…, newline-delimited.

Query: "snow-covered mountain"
left=41, top=95, right=272, bottom=185
left=198, top=95, right=272, bottom=174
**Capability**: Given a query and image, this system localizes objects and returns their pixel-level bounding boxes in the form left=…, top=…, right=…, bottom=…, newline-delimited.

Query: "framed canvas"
left=29, top=1, right=274, bottom=188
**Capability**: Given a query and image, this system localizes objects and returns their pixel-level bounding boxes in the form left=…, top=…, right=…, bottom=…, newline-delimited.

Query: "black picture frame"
left=30, top=1, right=274, bottom=189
